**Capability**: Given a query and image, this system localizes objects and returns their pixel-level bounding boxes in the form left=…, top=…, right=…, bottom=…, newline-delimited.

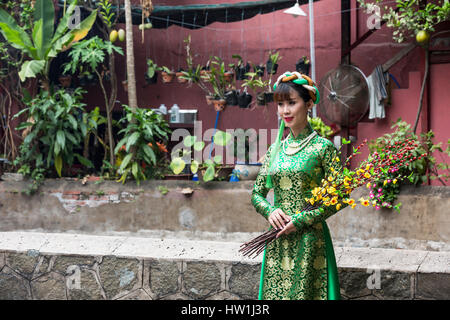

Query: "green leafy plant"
left=357, top=0, right=450, bottom=43
left=202, top=56, right=233, bottom=100
left=82, top=106, right=111, bottom=170
left=266, top=50, right=282, bottom=74
left=98, top=0, right=116, bottom=29
left=63, top=35, right=123, bottom=168
left=146, top=59, right=162, bottom=79
left=13, top=87, right=93, bottom=178
left=229, top=54, right=245, bottom=70
left=114, top=105, right=171, bottom=185
left=0, top=0, right=97, bottom=90
left=170, top=131, right=233, bottom=182
left=177, top=35, right=213, bottom=96
left=63, top=36, right=123, bottom=75
left=241, top=72, right=269, bottom=93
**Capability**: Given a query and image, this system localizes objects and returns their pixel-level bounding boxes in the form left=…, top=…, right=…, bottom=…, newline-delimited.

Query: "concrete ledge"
left=1, top=180, right=449, bottom=251
left=0, top=232, right=448, bottom=300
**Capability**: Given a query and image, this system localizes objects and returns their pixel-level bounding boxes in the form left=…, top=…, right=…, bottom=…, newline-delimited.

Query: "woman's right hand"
left=268, top=208, right=291, bottom=230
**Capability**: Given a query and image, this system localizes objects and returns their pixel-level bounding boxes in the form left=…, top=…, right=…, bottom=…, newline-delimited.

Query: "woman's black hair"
left=273, top=81, right=312, bottom=103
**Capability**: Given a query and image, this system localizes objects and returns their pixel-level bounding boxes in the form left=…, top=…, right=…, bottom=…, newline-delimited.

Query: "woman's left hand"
left=276, top=221, right=297, bottom=238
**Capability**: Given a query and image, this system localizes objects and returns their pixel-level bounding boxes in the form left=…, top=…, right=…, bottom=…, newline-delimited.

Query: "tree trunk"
left=124, top=0, right=138, bottom=110
left=107, top=52, right=117, bottom=167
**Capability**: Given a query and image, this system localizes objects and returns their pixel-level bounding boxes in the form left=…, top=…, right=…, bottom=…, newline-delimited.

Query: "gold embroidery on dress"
left=251, top=123, right=346, bottom=300
left=279, top=176, right=292, bottom=190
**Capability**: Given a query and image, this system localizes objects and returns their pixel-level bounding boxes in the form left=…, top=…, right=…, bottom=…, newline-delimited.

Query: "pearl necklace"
left=282, top=131, right=317, bottom=156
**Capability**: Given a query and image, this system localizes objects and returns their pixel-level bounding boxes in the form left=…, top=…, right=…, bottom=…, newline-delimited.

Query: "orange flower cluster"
left=304, top=138, right=425, bottom=212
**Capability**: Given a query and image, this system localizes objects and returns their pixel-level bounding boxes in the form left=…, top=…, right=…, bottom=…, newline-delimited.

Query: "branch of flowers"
left=241, top=136, right=427, bottom=258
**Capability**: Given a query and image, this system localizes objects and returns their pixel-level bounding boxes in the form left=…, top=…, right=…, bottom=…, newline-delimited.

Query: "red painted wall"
left=81, top=0, right=449, bottom=184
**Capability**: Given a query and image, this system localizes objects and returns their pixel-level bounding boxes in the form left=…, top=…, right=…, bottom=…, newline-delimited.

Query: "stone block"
left=0, top=267, right=30, bottom=300
left=416, top=273, right=450, bottom=300
left=0, top=252, right=5, bottom=271
left=372, top=271, right=412, bottom=300
left=67, top=268, right=104, bottom=300
left=52, top=255, right=96, bottom=274
left=98, top=256, right=141, bottom=299
left=31, top=272, right=66, bottom=300
left=148, top=259, right=180, bottom=299
left=6, top=251, right=41, bottom=279
left=228, top=263, right=261, bottom=300
left=338, top=268, right=372, bottom=299
left=182, top=261, right=221, bottom=299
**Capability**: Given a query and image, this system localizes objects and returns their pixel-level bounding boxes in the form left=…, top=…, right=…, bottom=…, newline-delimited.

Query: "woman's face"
left=277, top=88, right=312, bottom=130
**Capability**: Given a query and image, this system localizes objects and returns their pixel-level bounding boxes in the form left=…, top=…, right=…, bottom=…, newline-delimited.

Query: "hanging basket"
left=237, top=92, right=252, bottom=108
left=296, top=59, right=311, bottom=76
left=235, top=63, right=251, bottom=80
left=256, top=92, right=274, bottom=106
left=145, top=72, right=158, bottom=84
left=224, top=71, right=234, bottom=83
left=266, top=60, right=278, bottom=75
left=255, top=64, right=265, bottom=76
left=161, top=71, right=175, bottom=83
left=225, top=90, right=238, bottom=106
left=212, top=98, right=227, bottom=112
left=176, top=70, right=188, bottom=83
left=256, top=92, right=266, bottom=106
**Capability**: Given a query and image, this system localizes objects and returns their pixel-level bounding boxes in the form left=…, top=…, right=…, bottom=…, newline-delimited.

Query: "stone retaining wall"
left=0, top=179, right=449, bottom=250
left=0, top=232, right=448, bottom=300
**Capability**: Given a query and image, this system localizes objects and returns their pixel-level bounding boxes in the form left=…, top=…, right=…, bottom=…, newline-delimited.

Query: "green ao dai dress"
left=251, top=122, right=347, bottom=300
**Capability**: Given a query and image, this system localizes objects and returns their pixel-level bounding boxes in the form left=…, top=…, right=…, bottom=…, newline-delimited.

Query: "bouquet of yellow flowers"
left=240, top=137, right=426, bottom=258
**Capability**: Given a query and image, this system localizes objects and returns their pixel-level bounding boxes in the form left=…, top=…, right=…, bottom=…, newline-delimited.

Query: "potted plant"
left=212, top=98, right=227, bottom=112
left=230, top=54, right=250, bottom=80
left=224, top=70, right=234, bottom=83
left=242, top=72, right=270, bottom=106
left=178, top=36, right=217, bottom=105
left=176, top=68, right=188, bottom=83
left=225, top=89, right=238, bottom=106
left=237, top=89, right=252, bottom=108
left=266, top=51, right=281, bottom=75
left=200, top=64, right=211, bottom=76
left=296, top=55, right=310, bottom=75
left=254, top=64, right=265, bottom=77
left=203, top=56, right=232, bottom=111
left=161, top=66, right=176, bottom=83
left=146, top=59, right=161, bottom=84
